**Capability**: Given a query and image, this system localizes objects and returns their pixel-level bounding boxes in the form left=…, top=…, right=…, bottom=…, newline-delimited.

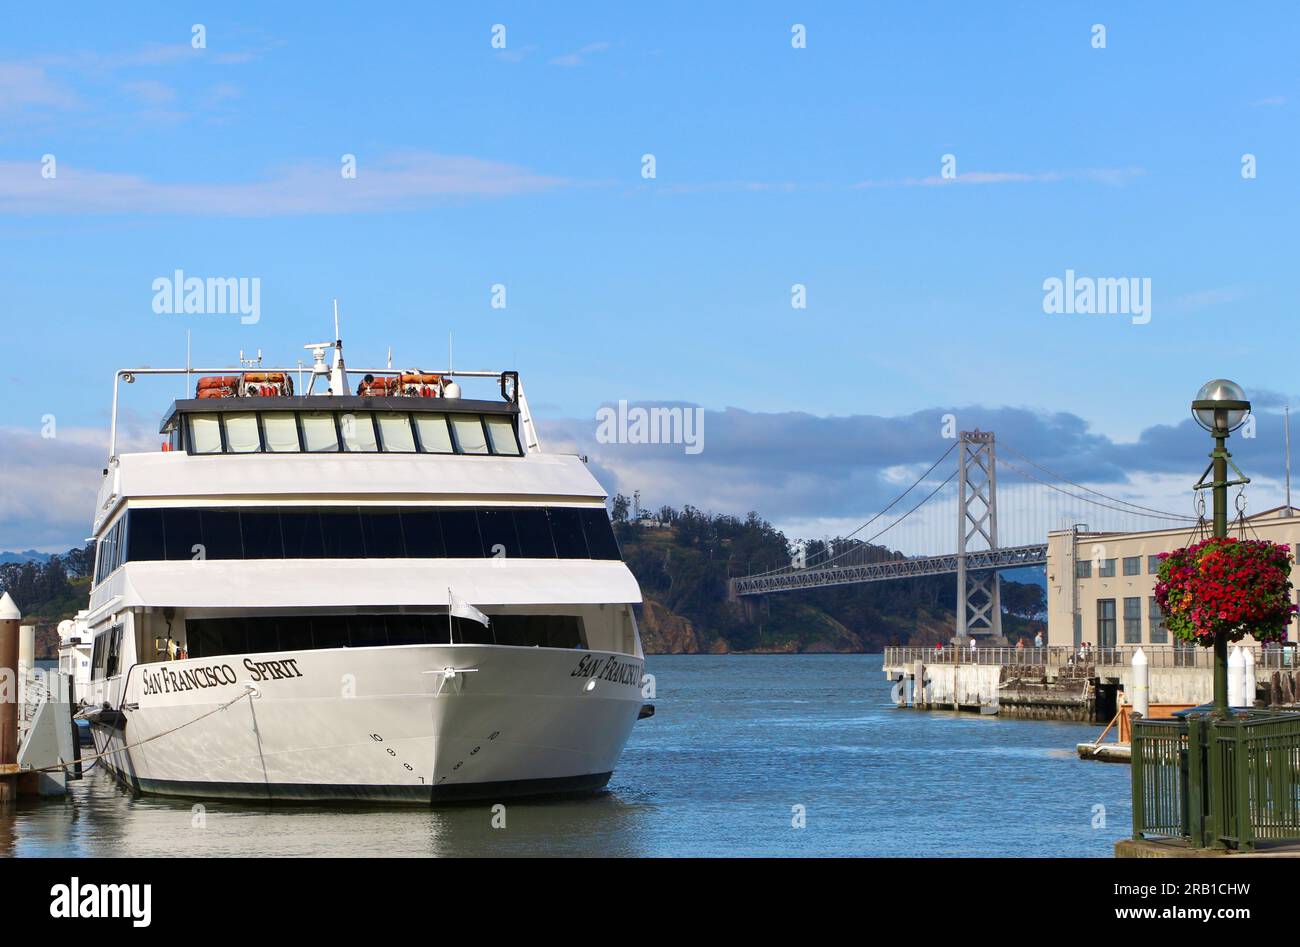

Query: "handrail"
left=883, top=644, right=1298, bottom=670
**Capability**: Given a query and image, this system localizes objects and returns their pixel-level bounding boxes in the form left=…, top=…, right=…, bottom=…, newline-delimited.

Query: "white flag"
left=448, top=590, right=490, bottom=627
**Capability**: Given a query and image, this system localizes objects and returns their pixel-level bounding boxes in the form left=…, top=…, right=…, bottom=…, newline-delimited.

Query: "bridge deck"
left=729, top=543, right=1047, bottom=596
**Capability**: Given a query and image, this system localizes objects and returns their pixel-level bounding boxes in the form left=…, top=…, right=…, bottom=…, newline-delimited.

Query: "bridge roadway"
left=728, top=542, right=1048, bottom=596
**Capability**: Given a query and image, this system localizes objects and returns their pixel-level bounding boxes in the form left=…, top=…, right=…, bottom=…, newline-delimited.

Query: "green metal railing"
left=1132, top=709, right=1300, bottom=850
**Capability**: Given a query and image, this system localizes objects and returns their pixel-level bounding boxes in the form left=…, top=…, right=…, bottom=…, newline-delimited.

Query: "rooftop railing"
left=883, top=644, right=1299, bottom=671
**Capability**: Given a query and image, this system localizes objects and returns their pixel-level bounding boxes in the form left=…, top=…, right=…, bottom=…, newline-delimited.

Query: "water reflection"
left=0, top=655, right=1132, bottom=857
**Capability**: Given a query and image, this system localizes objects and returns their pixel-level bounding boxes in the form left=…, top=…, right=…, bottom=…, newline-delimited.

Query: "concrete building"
left=1046, top=506, right=1300, bottom=649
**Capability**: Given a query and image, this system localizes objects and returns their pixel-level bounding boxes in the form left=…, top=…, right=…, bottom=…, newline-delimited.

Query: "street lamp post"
left=1191, top=378, right=1252, bottom=715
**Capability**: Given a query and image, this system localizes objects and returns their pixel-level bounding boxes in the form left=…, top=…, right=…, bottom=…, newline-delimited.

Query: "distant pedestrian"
left=1034, top=631, right=1043, bottom=649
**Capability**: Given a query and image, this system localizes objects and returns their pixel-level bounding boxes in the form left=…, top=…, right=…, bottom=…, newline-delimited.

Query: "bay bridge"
left=727, top=430, right=1199, bottom=639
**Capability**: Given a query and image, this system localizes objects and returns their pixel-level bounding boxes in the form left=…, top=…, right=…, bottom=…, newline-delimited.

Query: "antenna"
left=387, top=347, right=393, bottom=370
left=448, top=331, right=453, bottom=376
left=333, top=298, right=341, bottom=343
left=185, top=330, right=191, bottom=398
left=1286, top=405, right=1293, bottom=516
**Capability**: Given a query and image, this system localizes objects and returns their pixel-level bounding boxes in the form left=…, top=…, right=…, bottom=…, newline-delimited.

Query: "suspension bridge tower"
left=956, top=430, right=1003, bottom=641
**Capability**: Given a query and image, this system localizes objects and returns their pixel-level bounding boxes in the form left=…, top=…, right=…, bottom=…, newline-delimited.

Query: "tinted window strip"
left=122, top=507, right=621, bottom=564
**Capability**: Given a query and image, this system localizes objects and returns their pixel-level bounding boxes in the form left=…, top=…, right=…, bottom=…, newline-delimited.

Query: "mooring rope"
left=20, top=685, right=256, bottom=776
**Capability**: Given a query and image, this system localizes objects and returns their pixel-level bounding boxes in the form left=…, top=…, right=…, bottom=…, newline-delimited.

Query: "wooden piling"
left=0, top=592, right=19, bottom=804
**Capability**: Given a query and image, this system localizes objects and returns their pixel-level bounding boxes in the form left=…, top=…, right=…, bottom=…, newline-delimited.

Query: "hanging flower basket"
left=1154, top=536, right=1297, bottom=646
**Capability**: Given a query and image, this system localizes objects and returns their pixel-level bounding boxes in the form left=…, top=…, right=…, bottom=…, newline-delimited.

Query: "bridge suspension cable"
left=998, top=443, right=1196, bottom=522
left=745, top=442, right=957, bottom=578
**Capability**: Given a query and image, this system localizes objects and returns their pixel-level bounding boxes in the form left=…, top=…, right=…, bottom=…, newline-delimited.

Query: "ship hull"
left=89, top=643, right=645, bottom=805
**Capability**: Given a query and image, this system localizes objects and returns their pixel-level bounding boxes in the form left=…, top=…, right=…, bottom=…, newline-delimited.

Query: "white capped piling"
left=1228, top=646, right=1246, bottom=708
left=1242, top=646, right=1257, bottom=708
left=0, top=592, right=20, bottom=803
left=1131, top=647, right=1149, bottom=719
left=17, top=624, right=34, bottom=671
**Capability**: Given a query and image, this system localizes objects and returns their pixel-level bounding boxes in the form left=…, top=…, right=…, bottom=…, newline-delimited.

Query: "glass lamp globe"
left=1193, top=379, right=1250, bottom=433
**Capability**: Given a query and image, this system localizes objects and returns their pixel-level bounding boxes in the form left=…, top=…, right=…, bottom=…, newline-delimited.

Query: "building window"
left=1076, top=560, right=1092, bottom=578
left=1097, top=599, right=1116, bottom=648
left=1099, top=558, right=1117, bottom=578
left=1147, top=555, right=1162, bottom=574
left=1124, top=597, right=1142, bottom=643
left=1148, top=596, right=1167, bottom=644
left=1123, top=556, right=1140, bottom=576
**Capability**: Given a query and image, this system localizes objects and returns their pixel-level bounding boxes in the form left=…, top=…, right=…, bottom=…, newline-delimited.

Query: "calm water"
left=1, top=655, right=1129, bottom=857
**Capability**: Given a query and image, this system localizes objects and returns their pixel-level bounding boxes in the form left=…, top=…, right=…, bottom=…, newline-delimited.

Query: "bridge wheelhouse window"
left=1098, top=558, right=1117, bottom=578
left=485, top=416, right=522, bottom=455
left=377, top=413, right=417, bottom=452
left=174, top=408, right=523, bottom=456
left=1122, top=556, right=1140, bottom=577
left=301, top=411, right=340, bottom=452
left=340, top=412, right=379, bottom=452
left=189, top=413, right=223, bottom=454
left=1075, top=560, right=1092, bottom=579
left=262, top=412, right=300, bottom=452
left=224, top=412, right=261, bottom=453
left=450, top=416, right=490, bottom=454
left=413, top=414, right=455, bottom=453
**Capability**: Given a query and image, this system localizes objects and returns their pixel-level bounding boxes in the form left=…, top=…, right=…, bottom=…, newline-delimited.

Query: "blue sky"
left=1, top=3, right=1297, bottom=550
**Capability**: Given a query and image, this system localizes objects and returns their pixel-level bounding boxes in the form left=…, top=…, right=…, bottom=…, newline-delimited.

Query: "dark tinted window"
left=319, top=509, right=364, bottom=558
left=281, top=509, right=325, bottom=558
left=122, top=506, right=623, bottom=565
left=387, top=614, right=431, bottom=646
left=348, top=614, right=389, bottom=648
left=181, top=613, right=584, bottom=658
left=164, top=509, right=203, bottom=561
left=547, top=508, right=589, bottom=558
left=127, top=509, right=166, bottom=561
left=241, top=510, right=284, bottom=559
left=362, top=509, right=406, bottom=558
left=277, top=616, right=313, bottom=651
left=400, top=510, right=445, bottom=558
left=579, top=509, right=621, bottom=560
left=514, top=508, right=556, bottom=558
left=477, top=509, right=521, bottom=559
left=440, top=509, right=482, bottom=558
left=311, top=615, right=350, bottom=649
left=200, top=510, right=243, bottom=559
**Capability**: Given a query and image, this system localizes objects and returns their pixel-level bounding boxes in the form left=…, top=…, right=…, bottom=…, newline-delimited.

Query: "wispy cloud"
left=1166, top=287, right=1245, bottom=313
left=852, top=167, right=1147, bottom=189
left=120, top=79, right=177, bottom=105
left=0, top=151, right=575, bottom=216
left=0, top=62, right=81, bottom=112
left=549, top=41, right=611, bottom=67
left=1251, top=95, right=1287, bottom=108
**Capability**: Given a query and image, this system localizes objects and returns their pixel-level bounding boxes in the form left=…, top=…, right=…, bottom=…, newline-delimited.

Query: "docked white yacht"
left=80, top=330, right=650, bottom=803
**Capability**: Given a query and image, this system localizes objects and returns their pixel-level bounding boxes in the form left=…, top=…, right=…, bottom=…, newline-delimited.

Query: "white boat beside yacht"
left=80, top=327, right=650, bottom=803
